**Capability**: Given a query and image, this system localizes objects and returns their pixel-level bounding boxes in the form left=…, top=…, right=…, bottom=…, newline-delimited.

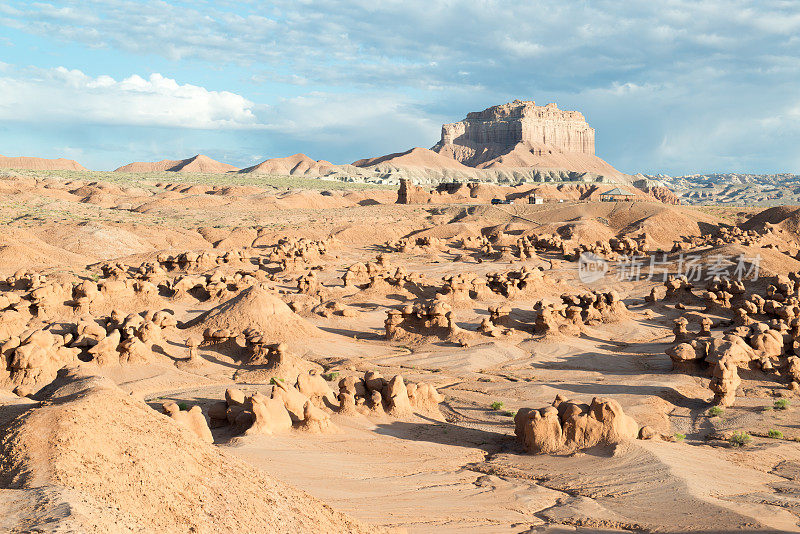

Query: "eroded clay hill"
left=0, top=155, right=87, bottom=171
left=114, top=154, right=238, bottom=173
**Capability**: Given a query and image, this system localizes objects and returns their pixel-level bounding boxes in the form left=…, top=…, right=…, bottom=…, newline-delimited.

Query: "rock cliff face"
left=432, top=100, right=595, bottom=167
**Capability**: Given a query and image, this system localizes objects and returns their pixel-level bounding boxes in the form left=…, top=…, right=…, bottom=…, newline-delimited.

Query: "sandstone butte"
left=350, top=99, right=628, bottom=183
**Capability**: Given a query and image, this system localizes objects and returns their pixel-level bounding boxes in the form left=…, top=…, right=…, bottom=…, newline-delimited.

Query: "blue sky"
left=0, top=0, right=799, bottom=174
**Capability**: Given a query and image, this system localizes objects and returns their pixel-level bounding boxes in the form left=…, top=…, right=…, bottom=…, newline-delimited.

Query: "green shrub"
left=707, top=406, right=724, bottom=417
left=674, top=433, right=686, bottom=442
left=177, top=402, right=189, bottom=411
left=490, top=401, right=504, bottom=411
left=322, top=371, right=340, bottom=381
left=768, top=429, right=784, bottom=439
left=774, top=399, right=790, bottom=410
left=502, top=410, right=517, bottom=418
left=729, top=431, right=752, bottom=447
left=269, top=377, right=285, bottom=385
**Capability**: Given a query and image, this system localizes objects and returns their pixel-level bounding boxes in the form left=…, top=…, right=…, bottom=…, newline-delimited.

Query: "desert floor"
left=1, top=170, right=800, bottom=533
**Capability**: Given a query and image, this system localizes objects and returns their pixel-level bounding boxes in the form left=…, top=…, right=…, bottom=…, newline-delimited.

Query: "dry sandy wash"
left=3, top=170, right=800, bottom=533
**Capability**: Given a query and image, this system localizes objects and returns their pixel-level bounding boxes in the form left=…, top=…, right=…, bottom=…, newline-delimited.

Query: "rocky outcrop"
left=434, top=100, right=595, bottom=161
left=633, top=178, right=680, bottom=205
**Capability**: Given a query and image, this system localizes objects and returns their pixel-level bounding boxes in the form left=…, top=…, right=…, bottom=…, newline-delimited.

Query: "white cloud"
left=0, top=63, right=442, bottom=160
left=0, top=66, right=261, bottom=129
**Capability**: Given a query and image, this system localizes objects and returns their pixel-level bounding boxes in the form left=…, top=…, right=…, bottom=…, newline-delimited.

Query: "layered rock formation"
left=434, top=100, right=595, bottom=164
left=429, top=100, right=626, bottom=182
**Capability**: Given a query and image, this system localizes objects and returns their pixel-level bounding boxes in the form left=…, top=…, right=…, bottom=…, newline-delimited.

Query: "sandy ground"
left=2, top=171, right=800, bottom=532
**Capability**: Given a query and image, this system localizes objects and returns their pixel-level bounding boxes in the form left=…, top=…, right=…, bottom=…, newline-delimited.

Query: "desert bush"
left=729, top=432, right=751, bottom=447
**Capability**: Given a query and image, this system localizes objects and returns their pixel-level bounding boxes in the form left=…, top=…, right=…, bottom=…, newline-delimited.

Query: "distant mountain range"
left=638, top=173, right=800, bottom=206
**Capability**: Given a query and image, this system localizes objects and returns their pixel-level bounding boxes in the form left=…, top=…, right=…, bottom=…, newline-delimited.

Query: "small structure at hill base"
left=599, top=187, right=634, bottom=202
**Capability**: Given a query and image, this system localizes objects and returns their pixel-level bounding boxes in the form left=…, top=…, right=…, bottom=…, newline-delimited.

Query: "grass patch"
left=490, top=401, right=504, bottom=411
left=729, top=431, right=752, bottom=448
left=707, top=406, right=724, bottom=417
left=674, top=433, right=686, bottom=442
left=322, top=371, right=340, bottom=381
left=269, top=377, right=285, bottom=385
left=774, top=399, right=791, bottom=410
left=768, top=429, right=784, bottom=439
left=1, top=168, right=394, bottom=191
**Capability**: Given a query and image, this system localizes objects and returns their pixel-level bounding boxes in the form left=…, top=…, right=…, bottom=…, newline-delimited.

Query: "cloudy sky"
left=0, top=0, right=798, bottom=174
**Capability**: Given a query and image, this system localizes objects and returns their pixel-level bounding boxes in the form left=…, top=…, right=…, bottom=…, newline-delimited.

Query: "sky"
left=0, top=0, right=799, bottom=174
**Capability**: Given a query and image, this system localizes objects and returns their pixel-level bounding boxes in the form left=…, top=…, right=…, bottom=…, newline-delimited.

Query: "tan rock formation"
left=514, top=396, right=639, bottom=454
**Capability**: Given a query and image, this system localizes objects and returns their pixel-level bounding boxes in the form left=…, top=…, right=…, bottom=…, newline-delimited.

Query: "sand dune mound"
left=0, top=155, right=87, bottom=171
left=239, top=153, right=338, bottom=176
left=115, top=154, right=237, bottom=173
left=0, top=368, right=374, bottom=533
left=188, top=284, right=325, bottom=342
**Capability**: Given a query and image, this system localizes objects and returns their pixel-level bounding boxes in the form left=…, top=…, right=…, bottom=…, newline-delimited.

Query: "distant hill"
left=114, top=154, right=237, bottom=173
left=643, top=173, right=800, bottom=206
left=0, top=155, right=87, bottom=171
left=239, top=153, right=338, bottom=176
